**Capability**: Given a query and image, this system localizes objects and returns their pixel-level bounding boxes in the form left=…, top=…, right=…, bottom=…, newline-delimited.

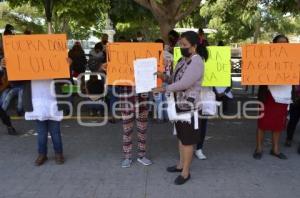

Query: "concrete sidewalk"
left=0, top=118, right=300, bottom=198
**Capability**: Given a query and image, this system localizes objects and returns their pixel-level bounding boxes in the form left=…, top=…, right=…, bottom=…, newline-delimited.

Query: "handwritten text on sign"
left=202, top=46, right=231, bottom=87
left=173, top=47, right=231, bottom=87
left=106, top=43, right=164, bottom=86
left=3, top=34, right=70, bottom=81
left=242, top=44, right=300, bottom=85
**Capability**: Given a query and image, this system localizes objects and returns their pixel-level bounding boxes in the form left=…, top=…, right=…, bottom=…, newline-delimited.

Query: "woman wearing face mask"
left=253, top=35, right=292, bottom=160
left=153, top=31, right=204, bottom=185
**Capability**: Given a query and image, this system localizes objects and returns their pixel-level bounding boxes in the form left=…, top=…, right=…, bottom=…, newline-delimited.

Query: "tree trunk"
left=134, top=0, right=202, bottom=43
left=47, top=22, right=52, bottom=34
left=158, top=20, right=175, bottom=43
left=253, top=20, right=261, bottom=43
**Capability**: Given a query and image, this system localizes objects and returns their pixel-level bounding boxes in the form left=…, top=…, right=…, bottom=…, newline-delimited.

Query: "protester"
left=23, top=77, right=66, bottom=166
left=118, top=39, right=153, bottom=168
left=0, top=107, right=17, bottom=135
left=105, top=37, right=127, bottom=124
left=1, top=25, right=24, bottom=116
left=89, top=42, right=105, bottom=61
left=253, top=35, right=292, bottom=160
left=68, top=42, right=87, bottom=91
left=0, top=59, right=17, bottom=135
left=3, top=24, right=14, bottom=35
left=213, top=87, right=233, bottom=114
left=87, top=56, right=104, bottom=74
left=136, top=31, right=145, bottom=42
left=285, top=85, right=300, bottom=154
left=194, top=37, right=210, bottom=160
left=168, top=30, right=180, bottom=53
left=2, top=52, right=70, bottom=166
left=1, top=82, right=24, bottom=116
left=153, top=31, right=204, bottom=185
left=118, top=84, right=152, bottom=168
left=85, top=74, right=105, bottom=116
left=217, top=40, right=225, bottom=46
left=101, top=34, right=109, bottom=46
left=213, top=41, right=233, bottom=115
left=101, top=33, right=109, bottom=53
left=198, top=28, right=209, bottom=47
left=153, top=39, right=172, bottom=122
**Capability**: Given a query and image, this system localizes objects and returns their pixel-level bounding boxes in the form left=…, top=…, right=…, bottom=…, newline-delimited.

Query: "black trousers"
left=217, top=95, right=230, bottom=114
left=0, top=107, right=12, bottom=127
left=196, top=118, right=208, bottom=150
left=287, top=103, right=300, bottom=141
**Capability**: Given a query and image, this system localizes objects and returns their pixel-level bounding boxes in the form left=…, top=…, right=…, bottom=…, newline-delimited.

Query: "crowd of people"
left=0, top=23, right=300, bottom=185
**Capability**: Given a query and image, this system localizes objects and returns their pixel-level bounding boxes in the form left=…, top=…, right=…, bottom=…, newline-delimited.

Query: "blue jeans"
left=107, top=86, right=119, bottom=115
left=86, top=99, right=105, bottom=112
left=153, top=93, right=168, bottom=120
left=1, top=87, right=24, bottom=112
left=36, top=120, right=63, bottom=155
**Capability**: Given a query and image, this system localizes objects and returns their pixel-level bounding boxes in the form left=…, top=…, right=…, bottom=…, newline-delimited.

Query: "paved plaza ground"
left=0, top=114, right=300, bottom=198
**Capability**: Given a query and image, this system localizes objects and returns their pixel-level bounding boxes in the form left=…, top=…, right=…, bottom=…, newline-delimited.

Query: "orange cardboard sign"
left=3, top=34, right=70, bottom=81
left=242, top=44, right=300, bottom=85
left=106, top=42, right=164, bottom=86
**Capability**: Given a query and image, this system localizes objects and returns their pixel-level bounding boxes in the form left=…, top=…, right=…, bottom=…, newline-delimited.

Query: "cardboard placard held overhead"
left=106, top=42, right=164, bottom=86
left=3, top=34, right=70, bottom=81
left=173, top=47, right=232, bottom=87
left=242, top=44, right=300, bottom=85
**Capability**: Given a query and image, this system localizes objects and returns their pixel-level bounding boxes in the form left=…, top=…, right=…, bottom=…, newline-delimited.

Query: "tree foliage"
left=5, top=0, right=110, bottom=39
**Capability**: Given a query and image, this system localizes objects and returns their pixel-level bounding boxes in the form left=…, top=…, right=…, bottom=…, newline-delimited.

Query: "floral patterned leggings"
left=122, top=108, right=149, bottom=159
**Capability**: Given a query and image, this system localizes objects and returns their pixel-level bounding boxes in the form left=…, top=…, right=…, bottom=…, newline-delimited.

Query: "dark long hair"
left=69, top=44, right=85, bottom=58
left=273, top=34, right=289, bottom=43
left=181, top=31, right=198, bottom=46
left=181, top=31, right=209, bottom=61
left=197, top=43, right=209, bottom=62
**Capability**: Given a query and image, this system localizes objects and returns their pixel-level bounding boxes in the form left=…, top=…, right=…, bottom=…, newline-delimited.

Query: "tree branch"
left=174, top=0, right=202, bottom=21
left=168, top=0, right=183, bottom=18
left=134, top=0, right=152, bottom=10
left=149, top=0, right=168, bottom=18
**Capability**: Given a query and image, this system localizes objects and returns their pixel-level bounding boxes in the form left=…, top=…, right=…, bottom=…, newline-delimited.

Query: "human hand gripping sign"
left=152, top=86, right=166, bottom=93
left=1, top=58, right=6, bottom=68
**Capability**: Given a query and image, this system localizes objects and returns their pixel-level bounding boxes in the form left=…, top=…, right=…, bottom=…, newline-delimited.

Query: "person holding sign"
left=23, top=69, right=70, bottom=166
left=0, top=62, right=17, bottom=135
left=2, top=32, right=71, bottom=166
left=253, top=35, right=292, bottom=160
left=119, top=87, right=153, bottom=168
left=153, top=31, right=204, bottom=185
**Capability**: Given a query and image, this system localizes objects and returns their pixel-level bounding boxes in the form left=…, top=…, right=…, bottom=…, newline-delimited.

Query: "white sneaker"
left=121, top=159, right=133, bottom=168
left=137, top=157, right=153, bottom=166
left=195, top=149, right=207, bottom=160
